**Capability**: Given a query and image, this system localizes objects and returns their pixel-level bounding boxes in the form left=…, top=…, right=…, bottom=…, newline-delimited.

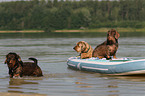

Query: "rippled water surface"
left=0, top=32, right=145, bottom=96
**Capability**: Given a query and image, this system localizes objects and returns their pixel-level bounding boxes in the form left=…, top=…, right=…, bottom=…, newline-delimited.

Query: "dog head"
left=107, top=36, right=116, bottom=45
left=5, top=52, right=22, bottom=68
left=107, top=29, right=120, bottom=39
left=73, top=41, right=89, bottom=53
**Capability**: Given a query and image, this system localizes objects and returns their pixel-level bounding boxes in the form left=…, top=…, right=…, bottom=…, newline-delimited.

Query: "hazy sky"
left=1, top=0, right=21, bottom=1
left=0, top=0, right=14, bottom=1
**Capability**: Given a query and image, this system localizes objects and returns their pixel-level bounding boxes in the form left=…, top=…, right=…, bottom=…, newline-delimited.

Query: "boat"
left=67, top=57, right=145, bottom=75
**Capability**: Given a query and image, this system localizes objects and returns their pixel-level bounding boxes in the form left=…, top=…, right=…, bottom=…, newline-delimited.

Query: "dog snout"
left=7, top=58, right=10, bottom=63
left=73, top=46, right=76, bottom=50
left=7, top=58, right=13, bottom=64
left=107, top=36, right=111, bottom=41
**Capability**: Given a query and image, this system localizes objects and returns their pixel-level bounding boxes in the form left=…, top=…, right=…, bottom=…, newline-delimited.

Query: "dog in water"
left=4, top=52, right=43, bottom=78
left=73, top=41, right=93, bottom=59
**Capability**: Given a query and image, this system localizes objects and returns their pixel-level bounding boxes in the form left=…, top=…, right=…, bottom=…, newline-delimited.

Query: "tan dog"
left=92, top=29, right=120, bottom=59
left=73, top=41, right=93, bottom=59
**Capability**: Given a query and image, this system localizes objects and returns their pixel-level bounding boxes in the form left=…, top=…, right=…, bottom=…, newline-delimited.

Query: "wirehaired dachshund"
left=73, top=41, right=93, bottom=59
left=4, top=52, right=43, bottom=78
left=92, top=29, right=120, bottom=59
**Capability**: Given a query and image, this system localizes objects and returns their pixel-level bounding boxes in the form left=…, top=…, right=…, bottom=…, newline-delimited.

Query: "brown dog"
left=92, top=29, right=120, bottom=59
left=73, top=41, right=93, bottom=59
left=5, top=52, right=43, bottom=78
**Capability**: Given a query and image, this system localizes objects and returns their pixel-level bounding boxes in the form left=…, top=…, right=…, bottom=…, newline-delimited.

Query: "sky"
left=0, top=0, right=13, bottom=1
left=0, top=0, right=22, bottom=1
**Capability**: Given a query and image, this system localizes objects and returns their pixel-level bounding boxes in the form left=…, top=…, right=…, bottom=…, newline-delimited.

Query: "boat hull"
left=67, top=57, right=145, bottom=75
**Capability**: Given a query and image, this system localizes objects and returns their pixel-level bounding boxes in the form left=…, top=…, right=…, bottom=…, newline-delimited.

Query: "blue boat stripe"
left=67, top=63, right=75, bottom=67
left=77, top=63, right=81, bottom=70
left=82, top=66, right=108, bottom=71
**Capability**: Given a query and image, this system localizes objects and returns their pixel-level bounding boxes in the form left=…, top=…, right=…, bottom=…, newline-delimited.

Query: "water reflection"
left=114, top=75, right=145, bottom=82
left=75, top=80, right=93, bottom=96
left=9, top=78, right=38, bottom=85
left=107, top=80, right=119, bottom=96
left=73, top=75, right=120, bottom=96
left=75, top=82, right=92, bottom=88
left=8, top=78, right=39, bottom=94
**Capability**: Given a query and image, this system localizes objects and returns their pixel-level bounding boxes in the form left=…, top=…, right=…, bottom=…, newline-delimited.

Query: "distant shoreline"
left=0, top=28, right=145, bottom=33
left=0, top=30, right=44, bottom=33
left=54, top=28, right=145, bottom=33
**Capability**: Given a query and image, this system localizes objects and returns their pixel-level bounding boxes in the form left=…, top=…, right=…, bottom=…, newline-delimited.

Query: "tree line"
left=0, top=0, right=145, bottom=32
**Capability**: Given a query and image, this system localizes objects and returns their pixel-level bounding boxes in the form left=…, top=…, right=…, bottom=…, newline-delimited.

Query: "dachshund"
left=4, top=52, right=43, bottom=78
left=73, top=41, right=93, bottom=59
left=92, top=29, right=120, bottom=59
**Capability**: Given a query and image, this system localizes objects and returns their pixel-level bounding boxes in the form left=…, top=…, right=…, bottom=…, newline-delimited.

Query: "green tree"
left=70, top=8, right=91, bottom=29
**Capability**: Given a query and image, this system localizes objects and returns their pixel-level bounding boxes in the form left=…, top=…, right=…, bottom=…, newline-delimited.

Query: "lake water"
left=0, top=32, right=145, bottom=96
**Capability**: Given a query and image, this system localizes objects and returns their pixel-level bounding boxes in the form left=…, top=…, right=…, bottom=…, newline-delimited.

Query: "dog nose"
left=7, top=59, right=10, bottom=63
left=7, top=59, right=11, bottom=63
left=73, top=47, right=75, bottom=50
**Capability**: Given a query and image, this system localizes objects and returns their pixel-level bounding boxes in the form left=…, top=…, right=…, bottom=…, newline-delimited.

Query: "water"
left=0, top=32, right=145, bottom=96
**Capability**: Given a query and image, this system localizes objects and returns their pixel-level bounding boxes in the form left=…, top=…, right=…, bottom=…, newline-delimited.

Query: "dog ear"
left=4, top=57, right=7, bottom=64
left=115, top=31, right=120, bottom=39
left=81, top=41, right=87, bottom=51
left=16, top=54, right=22, bottom=62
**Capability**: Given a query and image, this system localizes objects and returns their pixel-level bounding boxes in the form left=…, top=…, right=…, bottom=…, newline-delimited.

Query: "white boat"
left=67, top=57, right=145, bottom=75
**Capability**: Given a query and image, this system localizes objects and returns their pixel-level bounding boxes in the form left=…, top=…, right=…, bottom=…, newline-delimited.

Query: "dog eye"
left=77, top=44, right=80, bottom=46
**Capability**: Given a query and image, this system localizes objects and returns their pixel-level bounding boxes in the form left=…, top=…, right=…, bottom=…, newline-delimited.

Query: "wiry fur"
left=73, top=41, right=93, bottom=59
left=5, top=52, right=43, bottom=78
left=92, top=29, right=120, bottom=59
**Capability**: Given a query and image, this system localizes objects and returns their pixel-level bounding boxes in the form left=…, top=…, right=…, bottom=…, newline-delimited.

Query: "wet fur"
left=5, top=52, right=43, bottom=78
